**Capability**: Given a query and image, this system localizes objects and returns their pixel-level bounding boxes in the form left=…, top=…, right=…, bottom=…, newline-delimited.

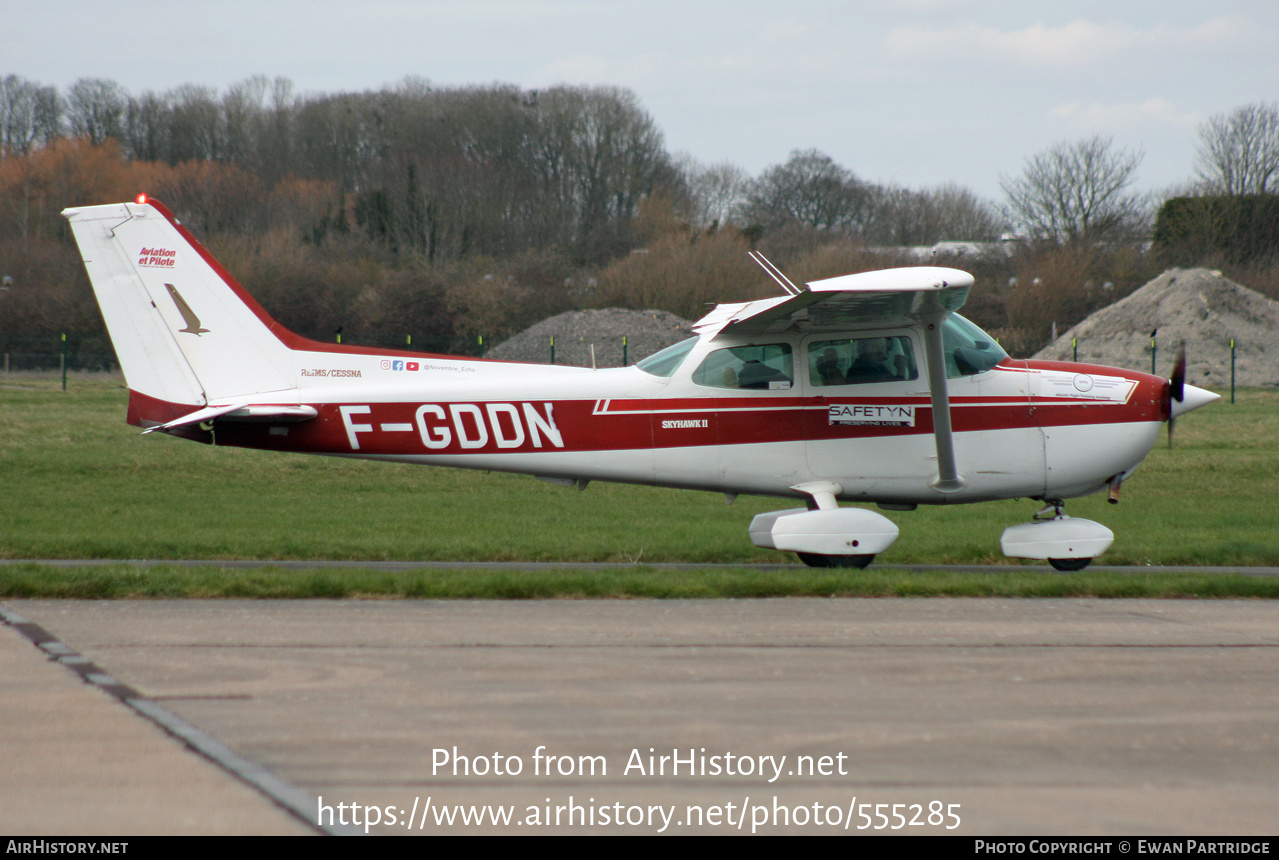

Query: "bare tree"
left=923, top=183, right=1008, bottom=241
left=0, top=75, right=61, bottom=157
left=123, top=90, right=170, bottom=162
left=1194, top=102, right=1279, bottom=195
left=166, top=84, right=220, bottom=162
left=66, top=78, right=125, bottom=145
left=743, top=149, right=875, bottom=235
left=677, top=156, right=750, bottom=229
left=1000, top=136, right=1147, bottom=245
left=0, top=75, right=63, bottom=244
left=870, top=182, right=1006, bottom=245
left=553, top=86, right=677, bottom=260
left=220, top=75, right=269, bottom=167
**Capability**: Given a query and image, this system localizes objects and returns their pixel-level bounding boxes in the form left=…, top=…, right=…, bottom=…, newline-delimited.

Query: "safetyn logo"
left=828, top=404, right=915, bottom=427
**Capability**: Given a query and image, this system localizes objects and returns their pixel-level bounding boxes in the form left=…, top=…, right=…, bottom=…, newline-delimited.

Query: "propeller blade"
left=1170, top=344, right=1186, bottom=403
left=1167, top=344, right=1186, bottom=450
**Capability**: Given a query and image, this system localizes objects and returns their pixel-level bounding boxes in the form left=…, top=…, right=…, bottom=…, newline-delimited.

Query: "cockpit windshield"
left=943, top=314, right=1007, bottom=377
left=635, top=336, right=697, bottom=378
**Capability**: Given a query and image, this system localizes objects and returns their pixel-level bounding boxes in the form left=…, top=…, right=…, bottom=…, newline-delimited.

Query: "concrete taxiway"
left=3, top=598, right=1278, bottom=835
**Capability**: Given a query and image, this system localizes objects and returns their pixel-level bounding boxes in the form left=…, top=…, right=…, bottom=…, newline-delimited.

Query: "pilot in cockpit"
left=846, top=337, right=906, bottom=382
left=815, top=347, right=844, bottom=386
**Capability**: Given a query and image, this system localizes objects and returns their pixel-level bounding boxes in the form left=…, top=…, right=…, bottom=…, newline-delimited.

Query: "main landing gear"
left=753, top=484, right=1115, bottom=572
left=796, top=552, right=876, bottom=569
left=999, top=502, right=1114, bottom=572
left=749, top=482, right=900, bottom=570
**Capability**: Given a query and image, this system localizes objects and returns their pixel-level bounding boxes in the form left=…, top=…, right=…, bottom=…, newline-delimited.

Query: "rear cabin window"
left=692, top=344, right=793, bottom=390
left=808, top=336, right=918, bottom=386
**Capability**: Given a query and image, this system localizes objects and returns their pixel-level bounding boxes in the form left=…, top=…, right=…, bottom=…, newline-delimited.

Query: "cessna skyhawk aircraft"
left=63, top=196, right=1218, bottom=570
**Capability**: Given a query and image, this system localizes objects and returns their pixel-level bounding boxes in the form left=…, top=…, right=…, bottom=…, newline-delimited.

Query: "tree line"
left=2, top=72, right=1278, bottom=359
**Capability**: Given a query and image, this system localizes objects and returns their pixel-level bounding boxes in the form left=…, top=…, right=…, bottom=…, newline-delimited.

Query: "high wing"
left=693, top=266, right=972, bottom=338
left=696, top=266, right=975, bottom=493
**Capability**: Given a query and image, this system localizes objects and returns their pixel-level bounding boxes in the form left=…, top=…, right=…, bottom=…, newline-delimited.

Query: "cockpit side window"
left=942, top=314, right=1007, bottom=378
left=808, top=335, right=918, bottom=387
left=636, top=336, right=697, bottom=378
left=692, top=343, right=793, bottom=390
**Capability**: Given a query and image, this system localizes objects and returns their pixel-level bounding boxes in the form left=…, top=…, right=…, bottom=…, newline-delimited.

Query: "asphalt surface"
left=3, top=597, right=1278, bottom=835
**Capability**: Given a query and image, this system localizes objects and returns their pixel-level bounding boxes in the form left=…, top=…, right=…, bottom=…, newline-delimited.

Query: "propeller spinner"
left=1164, top=345, right=1221, bottom=447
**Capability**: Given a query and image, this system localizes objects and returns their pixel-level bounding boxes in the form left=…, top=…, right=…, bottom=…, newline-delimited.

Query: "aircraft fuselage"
left=152, top=331, right=1167, bottom=507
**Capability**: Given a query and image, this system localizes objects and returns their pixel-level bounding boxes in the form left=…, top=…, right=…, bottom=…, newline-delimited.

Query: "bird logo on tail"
left=164, top=283, right=210, bottom=335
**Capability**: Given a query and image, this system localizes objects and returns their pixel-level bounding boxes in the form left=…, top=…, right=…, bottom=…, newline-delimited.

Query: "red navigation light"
left=136, top=193, right=149, bottom=205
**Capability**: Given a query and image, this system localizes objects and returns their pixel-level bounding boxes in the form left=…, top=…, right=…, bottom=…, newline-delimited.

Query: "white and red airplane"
left=64, top=195, right=1217, bottom=570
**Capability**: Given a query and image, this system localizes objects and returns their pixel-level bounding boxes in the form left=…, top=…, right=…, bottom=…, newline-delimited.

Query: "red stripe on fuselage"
left=209, top=378, right=1164, bottom=457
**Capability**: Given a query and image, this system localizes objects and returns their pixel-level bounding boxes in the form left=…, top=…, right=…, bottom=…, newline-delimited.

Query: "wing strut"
left=920, top=310, right=965, bottom=493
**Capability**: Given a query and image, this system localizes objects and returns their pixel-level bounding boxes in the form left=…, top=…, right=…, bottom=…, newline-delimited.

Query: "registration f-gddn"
left=63, top=196, right=1218, bottom=570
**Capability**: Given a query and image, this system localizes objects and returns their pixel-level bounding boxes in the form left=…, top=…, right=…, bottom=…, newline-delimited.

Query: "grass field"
left=2, top=374, right=1276, bottom=597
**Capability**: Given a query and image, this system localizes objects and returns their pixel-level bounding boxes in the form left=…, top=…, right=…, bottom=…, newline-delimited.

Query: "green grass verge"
left=3, top=563, right=1278, bottom=600
left=2, top=375, right=1277, bottom=597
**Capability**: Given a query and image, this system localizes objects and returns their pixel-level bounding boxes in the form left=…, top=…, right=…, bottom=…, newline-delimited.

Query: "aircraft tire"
left=1048, top=557, right=1092, bottom=572
left=797, top=553, right=875, bottom=569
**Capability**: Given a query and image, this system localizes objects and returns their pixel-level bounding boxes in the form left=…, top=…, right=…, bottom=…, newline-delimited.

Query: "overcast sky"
left=8, top=1, right=1278, bottom=202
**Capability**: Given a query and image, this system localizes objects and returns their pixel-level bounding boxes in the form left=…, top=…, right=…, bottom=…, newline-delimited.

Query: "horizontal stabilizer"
left=142, top=403, right=318, bottom=435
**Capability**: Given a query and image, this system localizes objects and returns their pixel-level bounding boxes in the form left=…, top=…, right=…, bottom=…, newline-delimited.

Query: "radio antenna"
left=748, top=251, right=803, bottom=295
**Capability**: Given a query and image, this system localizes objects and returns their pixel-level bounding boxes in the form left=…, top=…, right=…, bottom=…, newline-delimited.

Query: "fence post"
left=550, top=335, right=555, bottom=365
left=1072, top=336, right=1077, bottom=362
left=61, top=333, right=67, bottom=391
left=477, top=335, right=484, bottom=357
left=1150, top=337, right=1157, bottom=376
left=1230, top=338, right=1236, bottom=404
left=622, top=335, right=628, bottom=366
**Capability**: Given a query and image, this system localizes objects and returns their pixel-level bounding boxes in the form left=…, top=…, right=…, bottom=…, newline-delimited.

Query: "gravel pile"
left=1033, top=268, right=1279, bottom=388
left=487, top=308, right=694, bottom=367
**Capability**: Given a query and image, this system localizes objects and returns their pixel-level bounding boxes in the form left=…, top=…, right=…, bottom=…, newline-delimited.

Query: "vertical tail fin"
left=63, top=197, right=297, bottom=412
